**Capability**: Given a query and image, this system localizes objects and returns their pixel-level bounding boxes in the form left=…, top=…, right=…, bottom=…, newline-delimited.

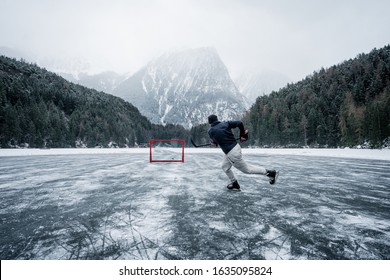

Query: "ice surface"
left=0, top=148, right=389, bottom=260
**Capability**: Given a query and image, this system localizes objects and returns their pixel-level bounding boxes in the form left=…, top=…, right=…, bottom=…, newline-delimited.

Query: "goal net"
left=149, top=139, right=185, bottom=162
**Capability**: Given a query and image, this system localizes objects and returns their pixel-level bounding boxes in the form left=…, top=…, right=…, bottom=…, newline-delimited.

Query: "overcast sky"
left=1, top=0, right=389, bottom=81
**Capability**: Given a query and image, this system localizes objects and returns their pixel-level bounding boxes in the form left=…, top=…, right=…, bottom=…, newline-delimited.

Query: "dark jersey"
left=208, top=120, right=244, bottom=154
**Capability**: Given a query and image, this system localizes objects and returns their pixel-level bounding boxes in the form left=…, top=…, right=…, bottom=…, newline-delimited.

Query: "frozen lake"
left=0, top=148, right=389, bottom=260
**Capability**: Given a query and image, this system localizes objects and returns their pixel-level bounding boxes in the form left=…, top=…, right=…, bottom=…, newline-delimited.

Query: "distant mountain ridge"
left=2, top=45, right=389, bottom=149
left=1, top=46, right=291, bottom=128
left=0, top=55, right=190, bottom=148
left=113, top=48, right=249, bottom=128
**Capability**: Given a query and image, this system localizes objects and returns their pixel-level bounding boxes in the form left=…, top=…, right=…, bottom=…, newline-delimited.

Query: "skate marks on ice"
left=0, top=153, right=195, bottom=260
left=268, top=155, right=390, bottom=259
left=0, top=152, right=389, bottom=259
left=0, top=154, right=153, bottom=259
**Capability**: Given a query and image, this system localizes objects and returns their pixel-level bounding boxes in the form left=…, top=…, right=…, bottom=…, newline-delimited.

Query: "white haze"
left=0, top=0, right=390, bottom=82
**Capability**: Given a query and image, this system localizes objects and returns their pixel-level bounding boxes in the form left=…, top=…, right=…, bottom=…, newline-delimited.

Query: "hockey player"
left=207, top=114, right=278, bottom=191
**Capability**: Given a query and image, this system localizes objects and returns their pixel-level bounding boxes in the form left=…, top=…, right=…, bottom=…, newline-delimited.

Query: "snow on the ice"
left=1, top=147, right=390, bottom=160
left=0, top=147, right=389, bottom=260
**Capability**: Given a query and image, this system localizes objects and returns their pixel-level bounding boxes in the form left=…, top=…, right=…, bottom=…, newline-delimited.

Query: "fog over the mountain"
left=1, top=0, right=390, bottom=83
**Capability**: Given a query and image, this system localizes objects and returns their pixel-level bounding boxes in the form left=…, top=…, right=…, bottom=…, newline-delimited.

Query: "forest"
left=1, top=44, right=389, bottom=149
left=241, top=45, right=390, bottom=148
left=0, top=56, right=190, bottom=148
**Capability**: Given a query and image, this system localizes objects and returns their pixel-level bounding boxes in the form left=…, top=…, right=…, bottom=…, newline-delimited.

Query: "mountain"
left=113, top=48, right=249, bottom=128
left=234, top=70, right=291, bottom=103
left=0, top=55, right=190, bottom=148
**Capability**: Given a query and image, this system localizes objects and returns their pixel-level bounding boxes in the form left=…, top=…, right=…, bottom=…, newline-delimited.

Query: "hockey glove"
left=210, top=139, right=218, bottom=148
left=240, top=129, right=249, bottom=142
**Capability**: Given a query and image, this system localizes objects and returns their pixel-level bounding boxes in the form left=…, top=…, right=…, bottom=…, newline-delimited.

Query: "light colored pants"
left=222, top=144, right=267, bottom=182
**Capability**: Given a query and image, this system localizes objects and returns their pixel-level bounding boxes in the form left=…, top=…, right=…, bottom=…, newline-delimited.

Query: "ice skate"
left=266, top=170, right=279, bottom=185
left=227, top=180, right=240, bottom=191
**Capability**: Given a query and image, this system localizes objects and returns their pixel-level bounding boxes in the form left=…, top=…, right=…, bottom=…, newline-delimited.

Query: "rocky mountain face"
left=113, top=48, right=249, bottom=128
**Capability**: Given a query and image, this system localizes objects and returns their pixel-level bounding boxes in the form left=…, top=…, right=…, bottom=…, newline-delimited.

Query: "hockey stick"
left=191, top=130, right=249, bottom=148
left=190, top=138, right=212, bottom=148
left=190, top=137, right=242, bottom=148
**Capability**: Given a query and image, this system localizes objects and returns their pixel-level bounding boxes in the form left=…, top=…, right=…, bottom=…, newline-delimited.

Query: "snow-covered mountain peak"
left=142, top=47, right=236, bottom=95
left=113, top=48, right=248, bottom=128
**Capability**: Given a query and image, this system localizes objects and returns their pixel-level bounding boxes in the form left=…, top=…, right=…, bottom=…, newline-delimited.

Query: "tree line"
left=0, top=56, right=190, bottom=148
left=241, top=45, right=390, bottom=148
left=1, top=44, right=389, bottom=149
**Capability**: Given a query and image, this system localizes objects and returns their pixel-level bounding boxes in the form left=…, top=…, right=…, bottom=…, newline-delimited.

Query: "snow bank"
left=0, top=148, right=149, bottom=157
left=188, top=147, right=390, bottom=160
left=1, top=147, right=389, bottom=161
left=242, top=148, right=390, bottom=161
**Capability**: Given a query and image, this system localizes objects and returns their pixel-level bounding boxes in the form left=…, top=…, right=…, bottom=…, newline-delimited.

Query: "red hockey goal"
left=149, top=139, right=185, bottom=162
